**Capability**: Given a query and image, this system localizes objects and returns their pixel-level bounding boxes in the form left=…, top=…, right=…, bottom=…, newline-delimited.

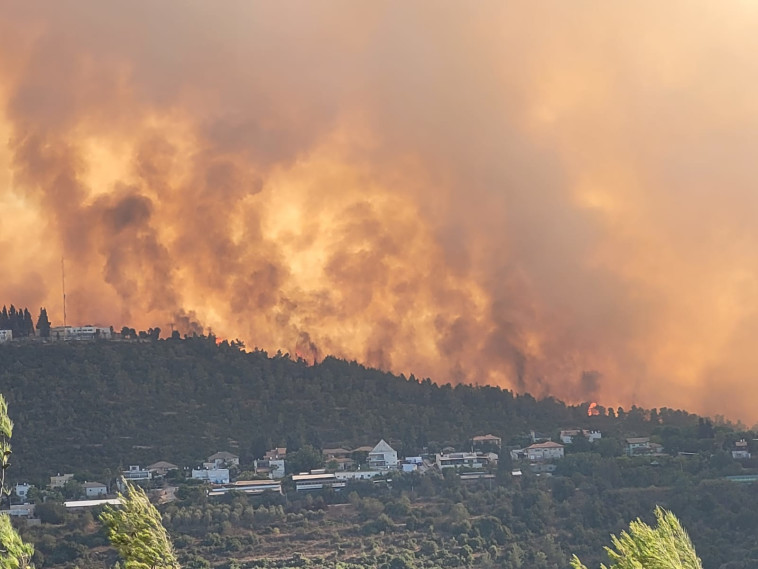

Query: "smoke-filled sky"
left=2, top=2, right=758, bottom=420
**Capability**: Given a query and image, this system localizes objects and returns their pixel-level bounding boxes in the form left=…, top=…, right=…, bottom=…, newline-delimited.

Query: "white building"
left=436, top=452, right=497, bottom=470
left=65, top=498, right=122, bottom=509
left=334, top=470, right=383, bottom=481
left=368, top=440, right=398, bottom=470
left=192, top=468, right=230, bottom=484
left=208, top=480, right=282, bottom=497
left=254, top=448, right=286, bottom=479
left=0, top=330, right=12, bottom=343
left=83, top=482, right=108, bottom=498
left=50, top=326, right=112, bottom=341
left=14, top=483, right=31, bottom=500
left=122, top=465, right=152, bottom=481
left=292, top=471, right=347, bottom=492
left=526, top=441, right=565, bottom=461
left=626, top=437, right=651, bottom=456
left=732, top=440, right=752, bottom=460
left=560, top=429, right=602, bottom=444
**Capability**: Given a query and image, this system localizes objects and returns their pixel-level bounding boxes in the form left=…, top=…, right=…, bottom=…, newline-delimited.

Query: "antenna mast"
left=61, top=257, right=67, bottom=328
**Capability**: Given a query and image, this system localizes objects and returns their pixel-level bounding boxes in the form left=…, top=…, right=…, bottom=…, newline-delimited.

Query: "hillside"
left=2, top=338, right=758, bottom=569
left=0, top=337, right=611, bottom=480
left=0, top=337, right=746, bottom=483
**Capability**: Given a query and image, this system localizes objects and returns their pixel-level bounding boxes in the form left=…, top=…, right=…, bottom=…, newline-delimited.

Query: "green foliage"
left=0, top=516, right=33, bottom=569
left=100, top=481, right=180, bottom=569
left=286, top=445, right=324, bottom=475
left=0, top=394, right=33, bottom=569
left=571, top=507, right=702, bottom=569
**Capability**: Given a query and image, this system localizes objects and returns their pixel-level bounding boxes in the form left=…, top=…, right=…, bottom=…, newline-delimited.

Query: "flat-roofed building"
left=208, top=480, right=282, bottom=497
left=191, top=468, right=230, bottom=484
left=292, top=472, right=347, bottom=492
left=436, top=452, right=498, bottom=469
left=122, top=465, right=152, bottom=481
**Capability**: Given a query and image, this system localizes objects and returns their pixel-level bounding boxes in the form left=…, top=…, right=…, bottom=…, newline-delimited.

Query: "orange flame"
left=587, top=402, right=599, bottom=416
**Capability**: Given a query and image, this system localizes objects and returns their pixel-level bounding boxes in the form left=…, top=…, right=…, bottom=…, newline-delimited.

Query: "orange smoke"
left=2, top=3, right=758, bottom=421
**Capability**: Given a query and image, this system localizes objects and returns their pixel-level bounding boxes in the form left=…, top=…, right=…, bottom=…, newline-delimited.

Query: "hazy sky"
left=2, top=2, right=758, bottom=421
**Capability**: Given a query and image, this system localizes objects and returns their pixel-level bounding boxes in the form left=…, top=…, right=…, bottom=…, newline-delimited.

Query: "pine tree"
left=571, top=507, right=702, bottom=569
left=35, top=309, right=51, bottom=338
left=21, top=310, right=34, bottom=338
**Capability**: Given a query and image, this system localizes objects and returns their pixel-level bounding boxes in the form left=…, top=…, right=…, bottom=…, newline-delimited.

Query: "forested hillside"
left=2, top=338, right=758, bottom=568
left=0, top=338, right=588, bottom=477
left=0, top=337, right=701, bottom=481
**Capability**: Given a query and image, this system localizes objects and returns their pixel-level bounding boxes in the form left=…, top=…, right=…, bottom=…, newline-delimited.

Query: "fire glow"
left=2, top=3, right=758, bottom=421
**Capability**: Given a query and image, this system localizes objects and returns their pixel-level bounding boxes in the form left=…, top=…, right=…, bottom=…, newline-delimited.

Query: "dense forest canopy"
left=0, top=335, right=729, bottom=480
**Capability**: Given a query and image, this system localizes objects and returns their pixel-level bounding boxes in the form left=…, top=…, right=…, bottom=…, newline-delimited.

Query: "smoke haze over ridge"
left=2, top=2, right=758, bottom=420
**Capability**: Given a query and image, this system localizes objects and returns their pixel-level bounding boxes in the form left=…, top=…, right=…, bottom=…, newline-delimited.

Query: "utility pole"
left=61, top=257, right=67, bottom=328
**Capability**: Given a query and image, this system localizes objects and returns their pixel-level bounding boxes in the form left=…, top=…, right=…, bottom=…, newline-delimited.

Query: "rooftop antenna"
left=61, top=257, right=67, bottom=328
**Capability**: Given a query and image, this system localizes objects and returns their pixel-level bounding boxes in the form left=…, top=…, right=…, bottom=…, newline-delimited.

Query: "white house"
left=526, top=441, right=565, bottom=461
left=207, top=451, right=239, bottom=468
left=626, top=437, right=651, bottom=456
left=436, top=452, right=498, bottom=470
left=83, top=482, right=108, bottom=498
left=560, top=430, right=581, bottom=444
left=192, top=468, right=230, bottom=484
left=254, top=448, right=286, bottom=479
left=368, top=440, right=398, bottom=470
left=585, top=430, right=602, bottom=443
left=14, top=483, right=31, bottom=500
left=253, top=457, right=286, bottom=479
left=732, top=440, right=751, bottom=460
left=0, top=330, right=12, bottom=343
left=122, top=465, right=152, bottom=481
left=560, top=429, right=602, bottom=444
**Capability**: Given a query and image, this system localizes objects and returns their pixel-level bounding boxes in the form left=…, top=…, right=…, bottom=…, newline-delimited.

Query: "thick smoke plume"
left=2, top=3, right=758, bottom=420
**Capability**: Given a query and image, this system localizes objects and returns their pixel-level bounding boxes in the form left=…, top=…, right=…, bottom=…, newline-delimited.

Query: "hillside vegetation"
left=1, top=338, right=757, bottom=569
left=0, top=337, right=617, bottom=478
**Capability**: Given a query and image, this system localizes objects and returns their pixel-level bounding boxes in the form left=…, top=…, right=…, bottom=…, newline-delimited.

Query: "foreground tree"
left=0, top=395, right=34, bottom=569
left=571, top=507, right=702, bottom=569
left=100, top=482, right=180, bottom=569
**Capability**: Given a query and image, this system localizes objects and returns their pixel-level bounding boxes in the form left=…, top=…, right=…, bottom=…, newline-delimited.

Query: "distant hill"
left=0, top=337, right=697, bottom=481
